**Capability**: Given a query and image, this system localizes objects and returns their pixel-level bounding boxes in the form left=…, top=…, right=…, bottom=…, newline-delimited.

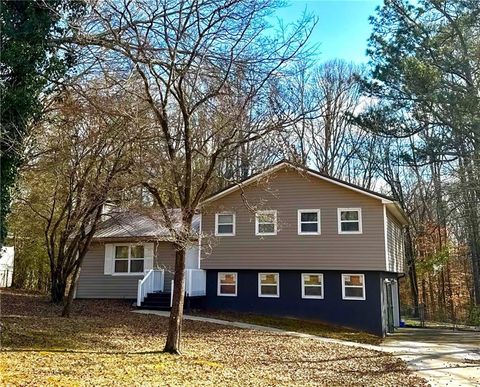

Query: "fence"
left=401, top=302, right=480, bottom=329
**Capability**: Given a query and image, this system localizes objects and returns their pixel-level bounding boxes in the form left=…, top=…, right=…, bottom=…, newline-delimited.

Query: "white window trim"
left=112, top=243, right=145, bottom=276
left=215, top=212, right=236, bottom=236
left=338, top=208, right=363, bottom=234
left=298, top=209, right=321, bottom=235
left=255, top=210, right=277, bottom=236
left=217, top=272, right=238, bottom=296
left=301, top=273, right=324, bottom=299
left=342, top=273, right=366, bottom=300
left=258, top=272, right=280, bottom=298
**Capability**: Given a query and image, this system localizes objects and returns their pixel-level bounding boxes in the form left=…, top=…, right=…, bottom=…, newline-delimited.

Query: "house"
left=75, top=161, right=407, bottom=336
left=0, top=246, right=14, bottom=287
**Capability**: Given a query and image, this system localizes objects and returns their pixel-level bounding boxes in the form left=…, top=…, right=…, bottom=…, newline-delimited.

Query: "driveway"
left=382, top=328, right=480, bottom=386
left=137, top=310, right=479, bottom=386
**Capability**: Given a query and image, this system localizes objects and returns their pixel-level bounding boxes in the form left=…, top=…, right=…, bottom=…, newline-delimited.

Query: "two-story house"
left=75, top=161, right=407, bottom=336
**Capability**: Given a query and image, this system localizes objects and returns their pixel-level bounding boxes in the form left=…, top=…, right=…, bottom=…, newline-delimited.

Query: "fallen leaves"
left=0, top=289, right=427, bottom=386
left=192, top=310, right=383, bottom=345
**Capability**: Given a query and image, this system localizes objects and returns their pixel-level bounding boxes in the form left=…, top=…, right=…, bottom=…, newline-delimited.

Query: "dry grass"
left=0, top=289, right=427, bottom=386
left=192, top=310, right=383, bottom=345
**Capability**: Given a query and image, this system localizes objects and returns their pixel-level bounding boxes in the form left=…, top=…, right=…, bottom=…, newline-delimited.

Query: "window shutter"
left=144, top=243, right=154, bottom=271
left=104, top=244, right=114, bottom=275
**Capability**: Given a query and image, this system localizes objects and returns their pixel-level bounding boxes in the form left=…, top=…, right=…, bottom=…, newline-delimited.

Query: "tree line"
left=2, top=0, right=479, bottom=354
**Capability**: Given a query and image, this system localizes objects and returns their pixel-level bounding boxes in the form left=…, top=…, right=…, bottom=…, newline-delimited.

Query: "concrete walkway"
left=381, top=328, right=480, bottom=387
left=133, top=310, right=380, bottom=350
left=134, top=310, right=480, bottom=386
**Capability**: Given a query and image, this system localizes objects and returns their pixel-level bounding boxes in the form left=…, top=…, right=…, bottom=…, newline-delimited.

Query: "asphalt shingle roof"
left=94, top=210, right=200, bottom=239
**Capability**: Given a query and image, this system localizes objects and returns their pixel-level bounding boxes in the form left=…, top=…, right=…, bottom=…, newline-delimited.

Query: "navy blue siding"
left=203, top=270, right=384, bottom=335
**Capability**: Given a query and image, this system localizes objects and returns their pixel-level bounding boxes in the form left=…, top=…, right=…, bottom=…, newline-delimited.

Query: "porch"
left=137, top=268, right=206, bottom=310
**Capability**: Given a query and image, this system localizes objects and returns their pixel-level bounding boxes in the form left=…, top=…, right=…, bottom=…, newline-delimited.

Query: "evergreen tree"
left=0, top=0, right=83, bottom=245
left=357, top=0, right=480, bottom=303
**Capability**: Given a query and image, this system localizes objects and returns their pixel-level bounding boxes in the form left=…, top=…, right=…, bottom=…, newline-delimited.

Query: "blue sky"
left=274, top=0, right=384, bottom=64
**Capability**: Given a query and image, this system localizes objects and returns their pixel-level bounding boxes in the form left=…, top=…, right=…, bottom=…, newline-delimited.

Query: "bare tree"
left=280, top=60, right=375, bottom=185
left=16, top=82, right=141, bottom=316
left=69, top=0, right=316, bottom=353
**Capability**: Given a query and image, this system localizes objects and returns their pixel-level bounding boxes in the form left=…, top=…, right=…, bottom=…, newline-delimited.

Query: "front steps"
left=138, top=291, right=206, bottom=311
left=139, top=291, right=171, bottom=310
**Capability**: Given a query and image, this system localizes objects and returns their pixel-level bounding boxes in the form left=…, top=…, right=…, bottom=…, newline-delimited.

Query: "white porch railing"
left=170, top=269, right=206, bottom=307
left=137, top=269, right=164, bottom=307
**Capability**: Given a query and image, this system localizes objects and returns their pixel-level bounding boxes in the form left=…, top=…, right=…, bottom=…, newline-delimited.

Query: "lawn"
left=191, top=310, right=383, bottom=345
left=0, top=289, right=426, bottom=386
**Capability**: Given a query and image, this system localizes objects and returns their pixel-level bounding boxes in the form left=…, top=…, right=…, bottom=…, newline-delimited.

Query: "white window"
left=301, top=273, right=324, bottom=299
left=298, top=210, right=321, bottom=235
left=342, top=274, right=366, bottom=300
left=217, top=272, right=237, bottom=296
left=258, top=273, right=279, bottom=297
left=255, top=210, right=277, bottom=236
left=215, top=213, right=235, bottom=236
left=114, top=244, right=145, bottom=274
left=338, top=208, right=362, bottom=234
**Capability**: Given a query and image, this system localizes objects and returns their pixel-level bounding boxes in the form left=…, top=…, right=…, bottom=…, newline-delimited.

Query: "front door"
left=385, top=282, right=395, bottom=333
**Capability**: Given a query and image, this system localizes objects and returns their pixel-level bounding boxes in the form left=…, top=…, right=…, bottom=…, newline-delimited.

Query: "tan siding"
left=200, top=167, right=387, bottom=271
left=76, top=241, right=176, bottom=298
left=386, top=211, right=405, bottom=273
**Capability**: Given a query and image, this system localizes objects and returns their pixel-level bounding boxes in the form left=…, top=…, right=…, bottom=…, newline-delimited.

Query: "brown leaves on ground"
left=0, top=289, right=427, bottom=386
left=192, top=310, right=383, bottom=345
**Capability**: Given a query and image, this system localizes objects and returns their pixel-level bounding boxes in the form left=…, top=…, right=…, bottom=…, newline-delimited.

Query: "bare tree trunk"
left=405, top=228, right=419, bottom=316
left=457, top=155, right=480, bottom=304
left=164, top=247, right=186, bottom=354
left=470, top=236, right=480, bottom=305
left=50, top=271, right=67, bottom=303
left=62, top=264, right=82, bottom=317
left=445, top=261, right=455, bottom=323
left=428, top=273, right=435, bottom=319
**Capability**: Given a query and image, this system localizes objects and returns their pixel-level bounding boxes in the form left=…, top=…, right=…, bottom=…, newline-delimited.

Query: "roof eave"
left=200, top=161, right=395, bottom=206
left=385, top=202, right=410, bottom=226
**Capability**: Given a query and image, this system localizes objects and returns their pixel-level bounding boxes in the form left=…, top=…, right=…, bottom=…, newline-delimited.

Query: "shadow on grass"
left=1, top=348, right=166, bottom=355
left=191, top=309, right=382, bottom=345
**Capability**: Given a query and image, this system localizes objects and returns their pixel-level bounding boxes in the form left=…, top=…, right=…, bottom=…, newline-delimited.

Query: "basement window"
left=217, top=272, right=237, bottom=296
left=258, top=273, right=279, bottom=297
left=302, top=273, right=324, bottom=299
left=342, top=274, right=366, bottom=300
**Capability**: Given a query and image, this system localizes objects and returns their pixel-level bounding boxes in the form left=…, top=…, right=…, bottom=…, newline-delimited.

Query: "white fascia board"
left=385, top=202, right=410, bottom=226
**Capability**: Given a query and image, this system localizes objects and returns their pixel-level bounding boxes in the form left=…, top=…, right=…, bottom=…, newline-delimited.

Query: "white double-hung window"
left=301, top=273, right=324, bottom=299
left=217, top=272, right=237, bottom=296
left=258, top=273, right=279, bottom=297
left=338, top=208, right=362, bottom=234
left=215, top=213, right=235, bottom=236
left=255, top=210, right=277, bottom=236
left=114, top=244, right=145, bottom=274
left=342, top=274, right=366, bottom=300
left=298, top=209, right=321, bottom=235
